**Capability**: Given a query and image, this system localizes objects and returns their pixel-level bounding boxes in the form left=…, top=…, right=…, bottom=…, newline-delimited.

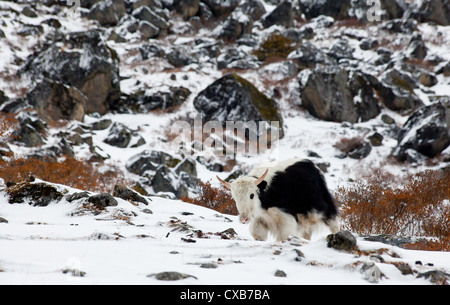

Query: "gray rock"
left=299, top=0, right=351, bottom=20
left=417, top=270, right=450, bottom=285
left=274, top=270, right=287, bottom=277
left=126, top=150, right=180, bottom=176
left=299, top=66, right=380, bottom=123
left=7, top=182, right=64, bottom=207
left=327, top=230, right=357, bottom=252
left=360, top=262, right=382, bottom=283
left=0, top=217, right=9, bottom=223
left=173, top=0, right=199, bottom=19
left=193, top=73, right=284, bottom=136
left=175, top=158, right=197, bottom=177
left=393, top=100, right=450, bottom=161
left=88, top=193, right=118, bottom=207
left=202, top=0, right=239, bottom=17
left=113, top=184, right=149, bottom=205
left=148, top=271, right=197, bottom=281
left=88, top=0, right=126, bottom=27
left=27, top=79, right=87, bottom=123
left=20, top=30, right=121, bottom=116
left=261, top=1, right=293, bottom=28
left=104, top=122, right=142, bottom=148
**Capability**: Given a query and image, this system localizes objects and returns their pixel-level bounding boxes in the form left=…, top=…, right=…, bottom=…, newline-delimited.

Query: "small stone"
left=148, top=271, right=197, bottom=281
left=360, top=262, right=382, bottom=283
left=326, top=230, right=357, bottom=252
left=274, top=270, right=287, bottom=277
left=200, top=263, right=218, bottom=269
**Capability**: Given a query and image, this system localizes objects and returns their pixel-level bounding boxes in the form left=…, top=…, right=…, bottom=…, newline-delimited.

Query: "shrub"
left=337, top=168, right=450, bottom=251
left=181, top=181, right=238, bottom=215
left=253, top=32, right=295, bottom=62
left=0, top=155, right=129, bottom=193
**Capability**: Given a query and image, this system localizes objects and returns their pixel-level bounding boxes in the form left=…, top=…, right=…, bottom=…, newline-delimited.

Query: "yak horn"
left=216, top=175, right=231, bottom=190
left=254, top=169, right=269, bottom=186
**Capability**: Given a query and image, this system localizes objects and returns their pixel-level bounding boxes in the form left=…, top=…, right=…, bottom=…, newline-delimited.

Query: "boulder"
left=288, top=42, right=336, bottom=70
left=173, top=0, right=199, bottom=19
left=7, top=182, right=64, bottom=207
left=193, top=73, right=284, bottom=135
left=113, top=184, right=149, bottom=205
left=298, top=66, right=380, bottom=123
left=103, top=122, right=145, bottom=148
left=132, top=6, right=169, bottom=32
left=88, top=193, right=118, bottom=207
left=414, top=0, right=450, bottom=26
left=326, top=230, right=357, bottom=252
left=393, top=101, right=450, bottom=161
left=126, top=150, right=181, bottom=176
left=372, top=68, right=424, bottom=113
left=261, top=1, right=293, bottom=28
left=239, top=0, right=266, bottom=21
left=13, top=112, right=47, bottom=147
left=299, top=0, right=351, bottom=20
left=20, top=30, right=121, bottom=116
left=201, top=0, right=239, bottom=17
left=26, top=79, right=87, bottom=123
left=88, top=0, right=126, bottom=27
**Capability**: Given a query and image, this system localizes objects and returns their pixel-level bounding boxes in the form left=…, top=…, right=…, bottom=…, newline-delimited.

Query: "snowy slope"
left=0, top=181, right=449, bottom=285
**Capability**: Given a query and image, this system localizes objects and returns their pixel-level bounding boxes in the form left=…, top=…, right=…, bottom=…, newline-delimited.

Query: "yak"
left=217, top=158, right=339, bottom=241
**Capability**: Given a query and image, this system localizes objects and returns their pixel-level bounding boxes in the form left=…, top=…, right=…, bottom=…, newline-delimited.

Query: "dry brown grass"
left=336, top=168, right=450, bottom=251
left=181, top=181, right=238, bottom=215
left=0, top=155, right=130, bottom=193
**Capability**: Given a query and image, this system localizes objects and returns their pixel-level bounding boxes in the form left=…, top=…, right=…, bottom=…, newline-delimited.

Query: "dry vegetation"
left=181, top=181, right=238, bottom=216
left=0, top=155, right=129, bottom=193
left=336, top=168, right=450, bottom=251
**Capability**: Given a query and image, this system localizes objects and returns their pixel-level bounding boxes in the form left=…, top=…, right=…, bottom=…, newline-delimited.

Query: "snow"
left=0, top=180, right=449, bottom=285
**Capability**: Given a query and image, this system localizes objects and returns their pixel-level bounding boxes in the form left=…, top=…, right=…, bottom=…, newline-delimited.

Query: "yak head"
left=217, top=169, right=268, bottom=224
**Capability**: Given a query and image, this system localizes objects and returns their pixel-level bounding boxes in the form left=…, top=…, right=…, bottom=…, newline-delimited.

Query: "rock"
left=148, top=271, right=197, bottom=281
left=22, top=6, right=38, bottom=18
left=374, top=68, right=424, bottom=113
left=139, top=21, right=160, bottom=39
left=393, top=101, right=450, bottom=161
left=88, top=0, right=126, bottom=27
left=26, top=79, right=87, bottom=123
left=299, top=66, right=380, bottom=123
left=91, top=119, right=112, bottom=131
left=217, top=48, right=259, bottom=70
left=326, top=230, right=357, bottom=252
left=382, top=18, right=417, bottom=34
left=299, top=0, right=351, bottom=20
left=173, top=0, right=199, bottom=19
left=261, top=1, right=293, bottom=28
left=174, top=158, right=197, bottom=177
left=274, top=270, right=287, bottom=277
left=132, top=6, right=169, bottom=32
left=239, top=0, right=266, bottom=21
left=193, top=73, right=284, bottom=135
left=117, top=87, right=191, bottom=113
left=202, top=0, right=239, bottom=17
left=368, top=132, right=383, bottom=146
left=394, top=262, right=414, bottom=276
left=20, top=30, right=121, bottom=116
left=166, top=46, right=197, bottom=67
left=360, top=262, right=382, bottom=283
left=113, top=184, right=149, bottom=205
left=67, top=191, right=90, bottom=202
left=218, top=14, right=253, bottom=42
left=7, top=182, right=64, bottom=207
left=88, top=193, right=118, bottom=208
left=0, top=217, right=9, bottom=223
left=103, top=122, right=145, bottom=148
left=414, top=0, right=450, bottom=26
left=417, top=270, right=450, bottom=285
left=348, top=141, right=372, bottom=159
left=408, top=33, right=428, bottom=60
left=126, top=150, right=181, bottom=176
left=200, top=263, right=218, bottom=269
left=129, top=0, right=163, bottom=11
left=328, top=39, right=354, bottom=60
left=13, top=112, right=47, bottom=147
left=288, top=42, right=336, bottom=70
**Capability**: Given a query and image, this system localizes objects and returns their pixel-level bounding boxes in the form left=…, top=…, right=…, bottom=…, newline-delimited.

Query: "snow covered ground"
left=0, top=180, right=449, bottom=285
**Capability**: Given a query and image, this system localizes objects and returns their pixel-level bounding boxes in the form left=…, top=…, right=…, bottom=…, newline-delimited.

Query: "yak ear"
left=257, top=180, right=267, bottom=191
